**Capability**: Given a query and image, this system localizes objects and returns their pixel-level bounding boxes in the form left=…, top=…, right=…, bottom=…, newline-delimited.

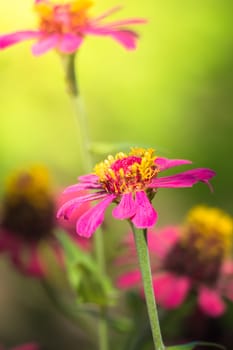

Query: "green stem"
left=60, top=53, right=109, bottom=350
left=132, top=226, right=165, bottom=350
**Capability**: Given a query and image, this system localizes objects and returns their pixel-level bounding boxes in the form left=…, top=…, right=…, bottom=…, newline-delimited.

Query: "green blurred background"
left=0, top=0, right=233, bottom=349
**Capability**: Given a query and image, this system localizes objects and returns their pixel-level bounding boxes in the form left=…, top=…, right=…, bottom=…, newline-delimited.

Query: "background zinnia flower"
left=0, top=0, right=146, bottom=55
left=0, top=165, right=64, bottom=277
left=117, top=205, right=233, bottom=317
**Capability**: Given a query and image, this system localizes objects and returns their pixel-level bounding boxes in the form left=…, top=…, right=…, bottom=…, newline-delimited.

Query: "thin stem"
left=132, top=226, right=165, bottom=350
left=60, top=53, right=109, bottom=350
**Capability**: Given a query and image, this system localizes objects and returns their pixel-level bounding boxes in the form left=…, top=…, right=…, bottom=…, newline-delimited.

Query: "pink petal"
left=153, top=273, right=191, bottom=309
left=78, top=174, right=99, bottom=183
left=112, top=192, right=137, bottom=220
left=11, top=344, right=39, bottom=350
left=11, top=245, right=44, bottom=277
left=131, top=191, right=158, bottom=228
left=147, top=226, right=180, bottom=259
left=198, top=286, right=225, bottom=317
left=31, top=34, right=59, bottom=56
left=64, top=181, right=101, bottom=192
left=149, top=168, right=216, bottom=189
left=93, top=6, right=123, bottom=22
left=0, top=30, right=40, bottom=49
left=58, top=33, right=83, bottom=53
left=56, top=192, right=106, bottom=219
left=76, top=194, right=116, bottom=238
left=155, top=157, right=192, bottom=171
left=117, top=270, right=141, bottom=289
left=86, top=26, right=139, bottom=50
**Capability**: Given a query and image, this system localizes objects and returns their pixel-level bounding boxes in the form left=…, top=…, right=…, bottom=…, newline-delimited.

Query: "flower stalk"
left=61, top=53, right=109, bottom=350
left=132, top=225, right=165, bottom=350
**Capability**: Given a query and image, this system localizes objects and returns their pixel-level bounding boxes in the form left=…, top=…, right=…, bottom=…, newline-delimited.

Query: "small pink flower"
left=0, top=165, right=64, bottom=277
left=0, top=0, right=146, bottom=55
left=57, top=148, right=215, bottom=238
left=117, top=206, right=233, bottom=317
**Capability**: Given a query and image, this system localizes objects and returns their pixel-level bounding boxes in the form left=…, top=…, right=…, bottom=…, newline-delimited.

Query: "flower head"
left=57, top=147, right=216, bottom=238
left=0, top=165, right=64, bottom=277
left=0, top=0, right=146, bottom=55
left=117, top=205, right=233, bottom=317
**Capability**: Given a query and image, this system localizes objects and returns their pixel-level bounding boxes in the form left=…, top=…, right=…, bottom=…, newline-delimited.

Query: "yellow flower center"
left=5, top=165, right=52, bottom=209
left=94, top=148, right=159, bottom=195
left=34, top=0, right=93, bottom=34
left=182, top=205, right=233, bottom=258
left=2, top=165, right=55, bottom=241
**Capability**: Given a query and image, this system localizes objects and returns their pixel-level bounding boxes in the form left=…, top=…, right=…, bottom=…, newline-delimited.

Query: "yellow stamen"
left=5, top=165, right=52, bottom=209
left=183, top=205, right=233, bottom=258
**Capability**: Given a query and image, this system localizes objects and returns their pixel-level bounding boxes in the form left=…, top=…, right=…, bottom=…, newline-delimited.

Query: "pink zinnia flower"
left=0, top=165, right=64, bottom=277
left=0, top=0, right=146, bottom=55
left=57, top=148, right=215, bottom=238
left=117, top=206, right=233, bottom=317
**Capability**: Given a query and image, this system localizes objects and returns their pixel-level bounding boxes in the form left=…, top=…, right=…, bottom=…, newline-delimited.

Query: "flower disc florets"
left=35, top=0, right=93, bottom=35
left=94, top=148, right=158, bottom=197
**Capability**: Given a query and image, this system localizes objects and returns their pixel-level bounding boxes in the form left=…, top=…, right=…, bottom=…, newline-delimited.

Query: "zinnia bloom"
left=57, top=147, right=216, bottom=238
left=0, top=165, right=64, bottom=277
left=117, top=205, right=233, bottom=317
left=0, top=0, right=146, bottom=55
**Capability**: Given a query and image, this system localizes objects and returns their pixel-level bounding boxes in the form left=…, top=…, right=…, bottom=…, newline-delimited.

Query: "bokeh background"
left=0, top=0, right=233, bottom=349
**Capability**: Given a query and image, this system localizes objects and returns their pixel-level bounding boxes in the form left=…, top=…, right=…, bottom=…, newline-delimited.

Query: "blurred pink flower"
left=0, top=165, right=64, bottom=277
left=6, top=343, right=39, bottom=350
left=117, top=206, right=233, bottom=317
left=57, top=148, right=215, bottom=238
left=0, top=0, right=146, bottom=55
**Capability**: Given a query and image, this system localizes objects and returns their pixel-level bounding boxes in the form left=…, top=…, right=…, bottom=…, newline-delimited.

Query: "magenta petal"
left=153, top=273, right=191, bottom=309
left=57, top=192, right=106, bottom=219
left=155, top=157, right=192, bottom=171
left=131, top=191, right=157, bottom=228
left=12, top=344, right=39, bottom=350
left=149, top=168, right=216, bottom=189
left=117, top=270, right=141, bottom=289
left=78, top=174, right=99, bottom=183
left=108, top=29, right=139, bottom=50
left=31, top=34, right=59, bottom=55
left=0, top=30, right=40, bottom=49
left=58, top=33, right=83, bottom=53
left=198, top=286, right=225, bottom=317
left=148, top=226, right=180, bottom=259
left=112, top=192, right=137, bottom=219
left=76, top=194, right=116, bottom=238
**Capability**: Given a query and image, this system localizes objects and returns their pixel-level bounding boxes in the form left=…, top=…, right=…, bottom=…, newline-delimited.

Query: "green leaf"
left=56, top=230, right=118, bottom=306
left=166, top=341, right=225, bottom=350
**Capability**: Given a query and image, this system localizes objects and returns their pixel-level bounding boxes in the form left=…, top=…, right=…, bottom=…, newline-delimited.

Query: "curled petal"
left=58, top=33, right=83, bottom=53
left=57, top=192, right=106, bottom=219
left=149, top=168, right=216, bottom=189
left=155, top=157, right=192, bottom=171
left=112, top=192, right=137, bottom=220
left=198, top=286, right=225, bottom=317
left=0, top=30, right=40, bottom=49
left=153, top=273, right=191, bottom=309
left=86, top=27, right=139, bottom=50
left=76, top=194, right=116, bottom=237
left=132, top=191, right=157, bottom=228
left=31, top=34, right=59, bottom=55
